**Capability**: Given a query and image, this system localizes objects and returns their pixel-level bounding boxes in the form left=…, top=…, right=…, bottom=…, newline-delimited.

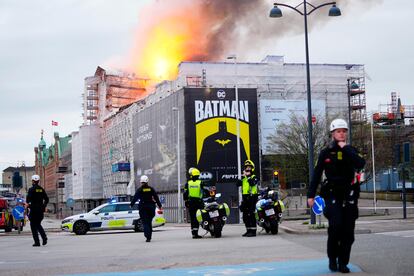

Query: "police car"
left=61, top=202, right=165, bottom=235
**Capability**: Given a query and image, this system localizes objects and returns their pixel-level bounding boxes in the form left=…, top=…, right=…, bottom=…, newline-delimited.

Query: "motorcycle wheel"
left=270, top=221, right=279, bottom=235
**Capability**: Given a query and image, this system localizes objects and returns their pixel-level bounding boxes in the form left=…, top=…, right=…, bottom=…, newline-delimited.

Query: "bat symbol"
left=215, top=139, right=232, bottom=146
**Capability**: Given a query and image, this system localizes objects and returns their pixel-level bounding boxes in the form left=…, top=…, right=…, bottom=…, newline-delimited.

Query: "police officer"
left=26, top=175, right=49, bottom=247
left=237, top=160, right=259, bottom=237
left=307, top=119, right=365, bottom=273
left=130, top=175, right=162, bottom=242
left=183, top=167, right=205, bottom=239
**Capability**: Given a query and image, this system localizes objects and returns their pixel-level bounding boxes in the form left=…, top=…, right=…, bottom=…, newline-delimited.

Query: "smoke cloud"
left=125, top=0, right=382, bottom=78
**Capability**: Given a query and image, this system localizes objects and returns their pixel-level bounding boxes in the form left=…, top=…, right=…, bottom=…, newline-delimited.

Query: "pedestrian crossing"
left=376, top=230, right=414, bottom=238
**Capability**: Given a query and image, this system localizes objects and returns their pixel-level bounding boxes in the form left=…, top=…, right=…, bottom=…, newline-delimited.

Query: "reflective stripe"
left=242, top=176, right=257, bottom=195
left=192, top=228, right=199, bottom=231
left=188, top=180, right=202, bottom=199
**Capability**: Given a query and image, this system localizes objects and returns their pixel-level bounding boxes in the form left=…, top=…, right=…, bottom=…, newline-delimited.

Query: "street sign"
left=66, top=198, right=75, bottom=208
left=312, top=196, right=325, bottom=215
left=12, top=206, right=25, bottom=220
left=159, top=195, right=166, bottom=204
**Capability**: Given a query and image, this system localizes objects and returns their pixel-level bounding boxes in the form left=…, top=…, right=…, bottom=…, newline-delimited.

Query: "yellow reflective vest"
left=188, top=180, right=203, bottom=199
left=242, top=175, right=258, bottom=195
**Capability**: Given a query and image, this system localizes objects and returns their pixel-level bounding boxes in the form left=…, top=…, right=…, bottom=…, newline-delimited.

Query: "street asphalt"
left=1, top=218, right=414, bottom=276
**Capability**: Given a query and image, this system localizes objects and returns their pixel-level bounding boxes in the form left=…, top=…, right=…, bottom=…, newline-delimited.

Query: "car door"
left=96, top=204, right=117, bottom=230
left=113, top=203, right=135, bottom=229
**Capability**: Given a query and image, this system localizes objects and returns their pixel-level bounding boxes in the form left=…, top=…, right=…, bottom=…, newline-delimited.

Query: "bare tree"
left=266, top=112, right=331, bottom=186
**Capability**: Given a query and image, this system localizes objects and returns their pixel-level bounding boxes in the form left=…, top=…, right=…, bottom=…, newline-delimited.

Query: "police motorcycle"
left=255, top=188, right=285, bottom=235
left=196, top=186, right=230, bottom=238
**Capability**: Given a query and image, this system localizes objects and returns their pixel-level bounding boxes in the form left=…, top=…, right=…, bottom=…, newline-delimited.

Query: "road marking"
left=63, top=259, right=362, bottom=276
left=376, top=230, right=414, bottom=238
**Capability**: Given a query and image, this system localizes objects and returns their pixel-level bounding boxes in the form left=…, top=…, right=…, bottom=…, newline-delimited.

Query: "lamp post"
left=172, top=107, right=182, bottom=223
left=270, top=1, right=341, bottom=224
left=369, top=113, right=377, bottom=213
left=227, top=54, right=243, bottom=223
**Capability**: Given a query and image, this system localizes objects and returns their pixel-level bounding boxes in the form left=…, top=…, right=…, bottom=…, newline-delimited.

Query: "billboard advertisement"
left=184, top=88, right=260, bottom=183
left=260, top=99, right=326, bottom=155
left=132, top=92, right=182, bottom=192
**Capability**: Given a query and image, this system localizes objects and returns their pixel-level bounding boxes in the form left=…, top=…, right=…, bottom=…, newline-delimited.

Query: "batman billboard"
left=184, top=88, right=260, bottom=183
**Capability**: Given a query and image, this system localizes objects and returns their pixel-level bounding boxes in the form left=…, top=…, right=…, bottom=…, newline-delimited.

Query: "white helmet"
left=330, top=119, right=348, bottom=132
left=140, top=175, right=149, bottom=183
left=188, top=167, right=195, bottom=175
left=31, top=175, right=40, bottom=181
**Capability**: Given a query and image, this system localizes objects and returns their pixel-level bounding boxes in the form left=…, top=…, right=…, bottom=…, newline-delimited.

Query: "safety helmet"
left=188, top=167, right=195, bottom=175
left=31, top=175, right=40, bottom=181
left=244, top=160, right=255, bottom=169
left=140, top=175, right=149, bottom=183
left=329, top=119, right=348, bottom=132
left=191, top=168, right=200, bottom=177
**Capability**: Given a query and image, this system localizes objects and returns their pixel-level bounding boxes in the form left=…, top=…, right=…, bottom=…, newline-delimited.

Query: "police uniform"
left=184, top=176, right=205, bottom=238
left=130, top=185, right=162, bottom=242
left=26, top=183, right=49, bottom=246
left=308, top=140, right=365, bottom=271
left=237, top=171, right=259, bottom=237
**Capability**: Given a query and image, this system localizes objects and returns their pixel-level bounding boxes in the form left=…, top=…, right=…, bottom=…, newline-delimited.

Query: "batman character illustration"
left=197, top=120, right=248, bottom=179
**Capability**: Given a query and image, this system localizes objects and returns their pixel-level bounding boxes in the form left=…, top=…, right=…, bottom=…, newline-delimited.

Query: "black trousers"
left=139, top=205, right=155, bottom=240
left=241, top=196, right=257, bottom=231
left=188, top=199, right=203, bottom=233
left=324, top=197, right=358, bottom=266
left=29, top=211, right=47, bottom=244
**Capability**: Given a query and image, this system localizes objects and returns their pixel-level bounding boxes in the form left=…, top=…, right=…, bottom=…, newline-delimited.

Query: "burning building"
left=93, top=55, right=365, bottom=223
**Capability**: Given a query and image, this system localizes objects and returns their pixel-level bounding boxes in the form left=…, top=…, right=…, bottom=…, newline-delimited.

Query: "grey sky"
left=1, top=0, right=413, bottom=173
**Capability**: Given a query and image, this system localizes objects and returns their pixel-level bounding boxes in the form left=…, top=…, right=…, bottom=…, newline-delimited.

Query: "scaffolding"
left=83, top=67, right=149, bottom=126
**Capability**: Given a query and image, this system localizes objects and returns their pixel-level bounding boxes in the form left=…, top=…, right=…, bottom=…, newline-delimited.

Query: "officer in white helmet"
left=307, top=118, right=365, bottom=273
left=26, top=175, right=49, bottom=246
left=130, top=175, right=162, bottom=242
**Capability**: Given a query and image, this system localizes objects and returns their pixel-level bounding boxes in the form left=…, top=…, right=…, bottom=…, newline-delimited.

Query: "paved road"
left=0, top=224, right=412, bottom=276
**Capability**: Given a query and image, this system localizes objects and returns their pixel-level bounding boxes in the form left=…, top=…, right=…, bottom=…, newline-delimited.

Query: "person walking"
left=26, top=175, right=49, bottom=247
left=308, top=119, right=365, bottom=273
left=130, top=175, right=162, bottom=242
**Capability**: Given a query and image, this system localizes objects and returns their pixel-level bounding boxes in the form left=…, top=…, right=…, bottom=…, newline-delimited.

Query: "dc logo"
left=217, top=90, right=226, bottom=99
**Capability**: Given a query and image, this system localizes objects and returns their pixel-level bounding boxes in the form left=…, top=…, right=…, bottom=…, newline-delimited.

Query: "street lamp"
left=227, top=54, right=243, bottom=223
left=270, top=1, right=341, bottom=224
left=172, top=107, right=182, bottom=223
left=369, top=112, right=377, bottom=213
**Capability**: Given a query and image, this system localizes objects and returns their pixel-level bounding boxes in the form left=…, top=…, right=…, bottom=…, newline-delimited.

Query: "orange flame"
left=129, top=2, right=208, bottom=81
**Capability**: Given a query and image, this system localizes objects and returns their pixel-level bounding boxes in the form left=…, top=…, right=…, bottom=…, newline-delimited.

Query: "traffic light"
left=272, top=170, right=279, bottom=188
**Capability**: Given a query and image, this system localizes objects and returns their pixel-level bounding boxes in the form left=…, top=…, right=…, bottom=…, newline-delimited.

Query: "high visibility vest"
left=242, top=175, right=258, bottom=195
left=188, top=180, right=202, bottom=199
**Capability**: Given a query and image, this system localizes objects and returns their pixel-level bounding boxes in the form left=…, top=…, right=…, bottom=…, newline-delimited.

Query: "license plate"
left=209, top=210, right=219, bottom=218
left=265, top=209, right=275, bottom=216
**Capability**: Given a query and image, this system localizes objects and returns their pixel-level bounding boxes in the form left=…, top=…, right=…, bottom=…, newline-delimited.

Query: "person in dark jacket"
left=237, top=160, right=259, bottom=237
left=26, top=174, right=49, bottom=247
left=130, top=175, right=162, bottom=242
left=308, top=119, right=365, bottom=273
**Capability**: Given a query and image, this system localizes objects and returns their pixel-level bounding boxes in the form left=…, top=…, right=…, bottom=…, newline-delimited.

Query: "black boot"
left=245, top=230, right=256, bottom=237
left=339, top=264, right=350, bottom=273
left=242, top=230, right=249, bottom=237
left=329, top=259, right=338, bottom=272
left=32, top=243, right=40, bottom=247
left=192, top=230, right=202, bottom=239
left=42, top=238, right=47, bottom=246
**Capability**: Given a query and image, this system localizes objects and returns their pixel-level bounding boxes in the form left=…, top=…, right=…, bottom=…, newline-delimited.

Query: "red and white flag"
left=51, top=120, right=58, bottom=126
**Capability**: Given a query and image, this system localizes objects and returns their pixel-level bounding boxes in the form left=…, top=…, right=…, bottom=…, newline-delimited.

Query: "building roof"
left=2, top=166, right=35, bottom=172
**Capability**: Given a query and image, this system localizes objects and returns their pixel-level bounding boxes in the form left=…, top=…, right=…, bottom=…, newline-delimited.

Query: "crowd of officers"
left=24, top=118, right=364, bottom=274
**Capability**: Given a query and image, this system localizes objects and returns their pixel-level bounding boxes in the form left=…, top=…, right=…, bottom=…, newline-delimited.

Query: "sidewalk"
left=279, top=214, right=414, bottom=235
